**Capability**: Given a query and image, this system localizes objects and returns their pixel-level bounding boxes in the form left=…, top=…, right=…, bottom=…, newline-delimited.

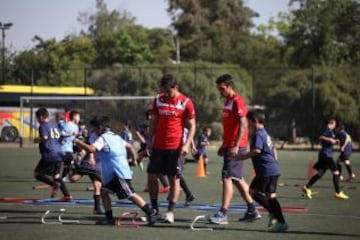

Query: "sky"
left=0, top=0, right=295, bottom=52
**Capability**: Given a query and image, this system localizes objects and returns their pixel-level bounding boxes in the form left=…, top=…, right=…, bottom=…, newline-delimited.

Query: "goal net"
left=19, top=95, right=154, bottom=147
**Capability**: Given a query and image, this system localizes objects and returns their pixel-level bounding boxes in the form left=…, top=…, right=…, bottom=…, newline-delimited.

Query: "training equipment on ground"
left=32, top=185, right=50, bottom=190
left=191, top=215, right=213, bottom=231
left=196, top=155, right=206, bottom=178
left=116, top=211, right=141, bottom=228
left=41, top=208, right=80, bottom=224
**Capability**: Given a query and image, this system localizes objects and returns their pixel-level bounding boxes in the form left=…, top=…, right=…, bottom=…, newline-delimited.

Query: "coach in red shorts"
left=146, top=74, right=196, bottom=224
left=209, top=74, right=261, bottom=225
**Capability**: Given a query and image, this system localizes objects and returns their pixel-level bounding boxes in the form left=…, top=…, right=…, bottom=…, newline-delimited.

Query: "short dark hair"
left=70, top=110, right=80, bottom=120
left=246, top=109, right=265, bottom=124
left=90, top=116, right=111, bottom=129
left=36, top=107, right=49, bottom=118
left=216, top=74, right=234, bottom=86
left=160, top=74, right=177, bottom=88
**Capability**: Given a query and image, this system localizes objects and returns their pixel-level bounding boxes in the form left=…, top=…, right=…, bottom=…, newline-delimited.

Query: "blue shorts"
left=221, top=148, right=246, bottom=180
left=147, top=148, right=185, bottom=176
left=102, top=177, right=134, bottom=200
left=338, top=152, right=351, bottom=162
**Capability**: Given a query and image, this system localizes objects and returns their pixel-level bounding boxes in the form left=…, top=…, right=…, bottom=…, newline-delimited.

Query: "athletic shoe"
left=184, top=195, right=195, bottom=206
left=50, top=183, right=58, bottom=198
left=59, top=195, right=73, bottom=201
left=146, top=212, right=158, bottom=226
left=208, top=211, right=228, bottom=225
left=302, top=186, right=312, bottom=199
left=95, top=218, right=116, bottom=225
left=163, top=211, right=175, bottom=224
left=335, top=191, right=349, bottom=200
left=239, top=209, right=262, bottom=222
left=267, top=214, right=277, bottom=228
left=159, top=186, right=170, bottom=193
left=268, top=222, right=289, bottom=232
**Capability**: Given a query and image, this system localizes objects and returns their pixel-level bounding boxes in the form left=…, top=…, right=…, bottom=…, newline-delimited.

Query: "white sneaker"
left=163, top=211, right=174, bottom=224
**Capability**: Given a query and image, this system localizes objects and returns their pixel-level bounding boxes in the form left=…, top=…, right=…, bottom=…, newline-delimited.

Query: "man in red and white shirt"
left=146, top=74, right=196, bottom=224
left=209, top=74, right=261, bottom=225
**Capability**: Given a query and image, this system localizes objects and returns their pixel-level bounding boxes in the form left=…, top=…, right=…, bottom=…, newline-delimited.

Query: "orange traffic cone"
left=196, top=155, right=206, bottom=178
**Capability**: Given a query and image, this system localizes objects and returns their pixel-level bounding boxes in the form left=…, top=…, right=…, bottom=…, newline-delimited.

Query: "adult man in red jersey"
left=209, top=74, right=261, bottom=225
left=146, top=74, right=196, bottom=224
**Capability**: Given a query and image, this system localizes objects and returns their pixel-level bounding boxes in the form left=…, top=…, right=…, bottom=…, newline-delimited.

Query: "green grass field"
left=0, top=147, right=359, bottom=240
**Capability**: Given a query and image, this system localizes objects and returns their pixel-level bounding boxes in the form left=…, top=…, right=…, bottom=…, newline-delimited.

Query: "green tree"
left=167, top=0, right=258, bottom=66
left=282, top=0, right=360, bottom=67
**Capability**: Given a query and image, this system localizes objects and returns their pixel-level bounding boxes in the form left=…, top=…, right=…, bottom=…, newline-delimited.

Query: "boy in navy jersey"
left=33, top=108, right=71, bottom=200
left=237, top=109, right=288, bottom=232
left=335, top=123, right=356, bottom=181
left=303, top=118, right=349, bottom=200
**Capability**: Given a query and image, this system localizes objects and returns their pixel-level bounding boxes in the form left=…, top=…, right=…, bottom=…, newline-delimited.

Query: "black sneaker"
left=185, top=195, right=195, bottom=206
left=239, top=210, right=261, bottom=222
left=96, top=218, right=115, bottom=225
left=146, top=212, right=158, bottom=226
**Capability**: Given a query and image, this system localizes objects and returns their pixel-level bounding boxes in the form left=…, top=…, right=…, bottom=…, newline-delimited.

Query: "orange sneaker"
left=159, top=186, right=170, bottom=193
left=59, top=195, right=73, bottom=201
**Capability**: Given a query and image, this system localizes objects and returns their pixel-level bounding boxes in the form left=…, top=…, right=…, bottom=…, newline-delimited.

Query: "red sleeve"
left=235, top=96, right=246, bottom=118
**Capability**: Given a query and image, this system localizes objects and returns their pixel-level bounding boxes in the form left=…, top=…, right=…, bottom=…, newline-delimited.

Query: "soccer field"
left=0, top=147, right=359, bottom=240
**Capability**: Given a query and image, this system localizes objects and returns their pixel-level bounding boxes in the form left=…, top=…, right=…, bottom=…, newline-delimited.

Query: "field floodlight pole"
left=0, top=22, right=13, bottom=84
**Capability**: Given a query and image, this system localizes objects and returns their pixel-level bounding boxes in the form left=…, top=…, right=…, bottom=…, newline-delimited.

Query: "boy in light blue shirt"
left=73, top=116, right=157, bottom=226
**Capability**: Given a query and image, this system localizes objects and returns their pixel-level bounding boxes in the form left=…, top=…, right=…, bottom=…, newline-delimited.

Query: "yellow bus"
left=0, top=85, right=94, bottom=142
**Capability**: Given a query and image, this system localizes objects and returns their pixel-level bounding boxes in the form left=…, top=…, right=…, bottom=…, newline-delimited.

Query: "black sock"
left=168, top=201, right=176, bottom=212
left=307, top=173, right=322, bottom=188
left=151, top=199, right=158, bottom=212
left=94, top=194, right=102, bottom=210
left=345, top=164, right=353, bottom=176
left=220, top=207, right=227, bottom=215
left=247, top=202, right=256, bottom=213
left=105, top=210, right=113, bottom=219
left=253, top=192, right=271, bottom=212
left=58, top=179, right=70, bottom=196
left=180, top=175, right=192, bottom=197
left=268, top=198, right=285, bottom=224
left=333, top=174, right=340, bottom=193
left=141, top=203, right=154, bottom=215
left=337, top=163, right=342, bottom=176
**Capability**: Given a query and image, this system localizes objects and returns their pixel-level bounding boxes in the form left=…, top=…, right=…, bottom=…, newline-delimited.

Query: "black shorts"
left=314, top=153, right=338, bottom=171
left=147, top=148, right=185, bottom=176
left=102, top=177, right=135, bottom=200
left=63, top=152, right=75, bottom=166
left=250, top=175, right=279, bottom=194
left=34, top=160, right=63, bottom=176
left=72, top=165, right=102, bottom=182
left=221, top=148, right=246, bottom=180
